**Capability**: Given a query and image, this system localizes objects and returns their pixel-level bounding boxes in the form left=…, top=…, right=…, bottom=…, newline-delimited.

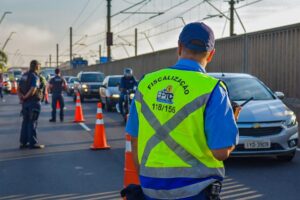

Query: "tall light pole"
left=2, top=31, right=16, bottom=50
left=107, top=0, right=112, bottom=62
left=0, top=11, right=12, bottom=25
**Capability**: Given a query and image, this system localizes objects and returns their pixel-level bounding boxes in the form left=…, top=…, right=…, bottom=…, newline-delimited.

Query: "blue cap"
left=179, top=22, right=215, bottom=52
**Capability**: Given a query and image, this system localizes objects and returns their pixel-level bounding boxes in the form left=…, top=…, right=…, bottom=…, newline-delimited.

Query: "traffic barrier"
left=123, top=134, right=139, bottom=187
left=10, top=81, right=17, bottom=94
left=73, top=92, right=85, bottom=122
left=90, top=102, right=110, bottom=150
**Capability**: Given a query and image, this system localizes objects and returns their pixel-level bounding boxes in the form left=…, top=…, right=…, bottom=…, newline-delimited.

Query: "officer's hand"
left=234, top=106, right=241, bottom=121
left=231, top=101, right=241, bottom=121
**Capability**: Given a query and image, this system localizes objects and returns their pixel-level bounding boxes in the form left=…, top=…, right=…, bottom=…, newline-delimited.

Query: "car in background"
left=74, top=71, right=105, bottom=102
left=209, top=73, right=298, bottom=161
left=40, top=68, right=55, bottom=81
left=64, top=76, right=72, bottom=83
left=2, top=73, right=11, bottom=93
left=99, top=75, right=122, bottom=111
left=66, top=76, right=78, bottom=96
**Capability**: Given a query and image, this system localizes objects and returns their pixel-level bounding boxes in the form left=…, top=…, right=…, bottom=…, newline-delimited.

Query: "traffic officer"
left=49, top=68, right=67, bottom=122
left=18, top=60, right=45, bottom=149
left=125, top=22, right=239, bottom=199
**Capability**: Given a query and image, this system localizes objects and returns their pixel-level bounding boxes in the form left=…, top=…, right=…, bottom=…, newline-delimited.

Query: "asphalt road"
left=0, top=94, right=299, bottom=200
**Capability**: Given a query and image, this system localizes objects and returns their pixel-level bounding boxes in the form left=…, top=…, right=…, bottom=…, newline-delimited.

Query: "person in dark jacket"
left=49, top=68, right=67, bottom=122
left=18, top=60, right=45, bottom=149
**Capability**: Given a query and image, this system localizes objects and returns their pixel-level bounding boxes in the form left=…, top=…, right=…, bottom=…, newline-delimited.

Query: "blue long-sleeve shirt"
left=126, top=58, right=238, bottom=150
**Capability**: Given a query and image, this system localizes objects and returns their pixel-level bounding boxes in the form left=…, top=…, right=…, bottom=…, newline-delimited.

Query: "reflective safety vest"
left=135, top=68, right=225, bottom=199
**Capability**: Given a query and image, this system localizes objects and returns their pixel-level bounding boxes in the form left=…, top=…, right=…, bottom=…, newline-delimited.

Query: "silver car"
left=99, top=75, right=122, bottom=112
left=210, top=73, right=298, bottom=161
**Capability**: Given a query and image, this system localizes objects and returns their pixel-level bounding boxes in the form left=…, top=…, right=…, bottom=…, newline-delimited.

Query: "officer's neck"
left=179, top=56, right=207, bottom=69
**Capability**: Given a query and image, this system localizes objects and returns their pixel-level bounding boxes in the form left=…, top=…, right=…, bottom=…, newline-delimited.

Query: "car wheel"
left=276, top=151, right=296, bottom=162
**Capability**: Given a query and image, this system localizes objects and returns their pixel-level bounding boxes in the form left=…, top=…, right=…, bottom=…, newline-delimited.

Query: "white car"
left=99, top=75, right=122, bottom=112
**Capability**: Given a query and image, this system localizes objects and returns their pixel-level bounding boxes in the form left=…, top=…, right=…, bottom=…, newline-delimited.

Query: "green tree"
left=0, top=50, right=8, bottom=72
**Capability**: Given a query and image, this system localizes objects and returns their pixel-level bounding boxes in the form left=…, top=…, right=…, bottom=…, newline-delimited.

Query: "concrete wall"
left=63, top=22, right=300, bottom=99
left=63, top=48, right=177, bottom=80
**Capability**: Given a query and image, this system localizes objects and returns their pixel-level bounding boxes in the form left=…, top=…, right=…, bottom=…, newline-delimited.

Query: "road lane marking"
left=9, top=191, right=121, bottom=200
left=79, top=122, right=91, bottom=131
left=13, top=194, right=50, bottom=200
left=221, top=177, right=263, bottom=200
left=221, top=187, right=250, bottom=195
left=236, top=194, right=264, bottom=200
left=222, top=191, right=257, bottom=199
left=0, top=195, right=23, bottom=200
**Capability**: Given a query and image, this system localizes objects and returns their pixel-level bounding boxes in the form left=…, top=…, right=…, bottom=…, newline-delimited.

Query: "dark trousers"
left=0, top=87, right=3, bottom=98
left=20, top=102, right=41, bottom=146
left=51, top=94, right=64, bottom=120
left=119, top=93, right=128, bottom=115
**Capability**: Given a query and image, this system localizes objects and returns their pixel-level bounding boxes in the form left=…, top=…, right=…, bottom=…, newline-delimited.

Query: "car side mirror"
left=275, top=91, right=285, bottom=99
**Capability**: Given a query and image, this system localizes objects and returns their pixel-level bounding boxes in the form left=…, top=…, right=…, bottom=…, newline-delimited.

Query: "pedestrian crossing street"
left=0, top=177, right=263, bottom=200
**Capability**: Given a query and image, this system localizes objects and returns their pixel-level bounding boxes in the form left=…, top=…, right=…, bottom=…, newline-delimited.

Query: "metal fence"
left=64, top=23, right=300, bottom=99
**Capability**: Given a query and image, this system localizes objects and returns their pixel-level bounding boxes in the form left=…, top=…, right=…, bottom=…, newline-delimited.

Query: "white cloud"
left=2, top=23, right=55, bottom=66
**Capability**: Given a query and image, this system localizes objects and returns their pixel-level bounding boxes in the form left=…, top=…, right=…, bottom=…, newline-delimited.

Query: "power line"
left=71, top=0, right=91, bottom=27
left=141, top=0, right=205, bottom=35
left=74, top=0, right=106, bottom=31
left=114, top=0, right=190, bottom=35
left=112, top=0, right=152, bottom=29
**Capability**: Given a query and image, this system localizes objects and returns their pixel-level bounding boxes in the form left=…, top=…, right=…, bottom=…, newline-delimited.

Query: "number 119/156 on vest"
left=152, top=103, right=176, bottom=113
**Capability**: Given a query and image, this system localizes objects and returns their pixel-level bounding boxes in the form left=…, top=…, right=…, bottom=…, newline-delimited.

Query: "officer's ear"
left=207, top=49, right=215, bottom=63
left=177, top=42, right=183, bottom=57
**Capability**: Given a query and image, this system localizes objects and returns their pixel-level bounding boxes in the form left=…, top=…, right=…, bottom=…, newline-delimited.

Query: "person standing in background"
left=49, top=68, right=67, bottom=122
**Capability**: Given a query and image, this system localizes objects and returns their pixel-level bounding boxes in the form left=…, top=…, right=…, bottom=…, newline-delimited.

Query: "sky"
left=1, top=0, right=300, bottom=67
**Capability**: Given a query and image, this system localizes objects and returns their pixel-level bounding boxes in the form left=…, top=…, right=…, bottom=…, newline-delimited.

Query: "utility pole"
left=49, top=54, right=52, bottom=67
left=99, top=45, right=101, bottom=59
left=229, top=0, right=235, bottom=36
left=0, top=11, right=12, bottom=25
left=134, top=28, right=138, bottom=56
left=2, top=32, right=16, bottom=50
left=56, top=43, right=59, bottom=68
left=70, top=27, right=73, bottom=66
left=106, top=0, right=112, bottom=61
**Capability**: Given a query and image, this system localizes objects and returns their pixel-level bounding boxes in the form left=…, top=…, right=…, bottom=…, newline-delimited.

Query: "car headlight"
left=82, top=84, right=88, bottom=89
left=284, top=114, right=297, bottom=128
left=112, top=94, right=120, bottom=98
left=71, top=86, right=74, bottom=89
left=129, top=93, right=135, bottom=100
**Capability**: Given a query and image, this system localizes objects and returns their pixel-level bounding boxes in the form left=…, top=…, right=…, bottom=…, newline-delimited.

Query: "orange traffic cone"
left=56, top=100, right=60, bottom=109
left=90, top=103, right=110, bottom=150
left=74, top=92, right=85, bottom=122
left=11, top=81, right=17, bottom=94
left=124, top=134, right=139, bottom=187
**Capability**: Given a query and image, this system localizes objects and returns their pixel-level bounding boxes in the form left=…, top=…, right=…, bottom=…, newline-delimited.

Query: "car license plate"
left=244, top=140, right=271, bottom=149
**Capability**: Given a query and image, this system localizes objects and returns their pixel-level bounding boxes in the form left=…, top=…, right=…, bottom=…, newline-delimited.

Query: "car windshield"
left=81, top=73, right=104, bottom=82
left=108, top=77, right=121, bottom=87
left=65, top=77, right=71, bottom=82
left=14, top=71, right=22, bottom=76
left=222, top=77, right=275, bottom=101
left=70, top=78, right=78, bottom=83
